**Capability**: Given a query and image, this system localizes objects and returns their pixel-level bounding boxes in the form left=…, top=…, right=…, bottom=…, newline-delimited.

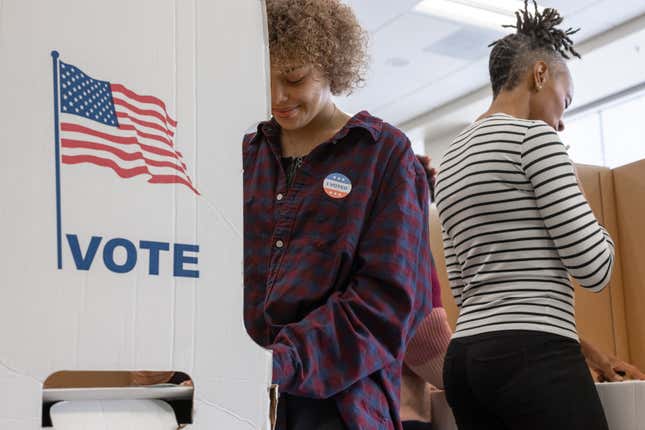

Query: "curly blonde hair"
left=266, top=0, right=368, bottom=95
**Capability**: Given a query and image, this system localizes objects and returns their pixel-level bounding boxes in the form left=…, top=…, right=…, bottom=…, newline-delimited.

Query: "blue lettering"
left=66, top=234, right=102, bottom=270
left=103, top=238, right=137, bottom=273
left=139, top=240, right=170, bottom=275
left=173, top=243, right=199, bottom=278
left=65, top=234, right=199, bottom=277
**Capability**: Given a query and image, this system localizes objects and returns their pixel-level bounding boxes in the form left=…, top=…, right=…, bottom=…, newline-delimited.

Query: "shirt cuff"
left=269, top=343, right=296, bottom=387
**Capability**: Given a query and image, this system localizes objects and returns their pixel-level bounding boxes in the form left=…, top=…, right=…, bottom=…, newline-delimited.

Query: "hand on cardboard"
left=580, top=338, right=645, bottom=382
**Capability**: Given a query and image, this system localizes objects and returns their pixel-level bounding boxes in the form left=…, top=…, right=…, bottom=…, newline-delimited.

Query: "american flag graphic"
left=57, top=60, right=199, bottom=194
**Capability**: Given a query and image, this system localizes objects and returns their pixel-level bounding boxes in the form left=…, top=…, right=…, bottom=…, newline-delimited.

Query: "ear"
left=532, top=61, right=549, bottom=91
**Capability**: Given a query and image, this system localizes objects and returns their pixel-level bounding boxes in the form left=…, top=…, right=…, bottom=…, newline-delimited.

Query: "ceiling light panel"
left=414, top=0, right=544, bottom=31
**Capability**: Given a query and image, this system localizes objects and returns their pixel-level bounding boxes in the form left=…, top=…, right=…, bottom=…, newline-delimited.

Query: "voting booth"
left=0, top=0, right=274, bottom=428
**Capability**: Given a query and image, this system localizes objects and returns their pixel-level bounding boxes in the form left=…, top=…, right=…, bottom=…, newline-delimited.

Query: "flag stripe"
left=61, top=138, right=188, bottom=174
left=61, top=122, right=180, bottom=159
left=118, top=122, right=174, bottom=148
left=113, top=101, right=175, bottom=136
left=63, top=146, right=192, bottom=181
left=114, top=101, right=176, bottom=136
left=149, top=175, right=200, bottom=195
left=111, top=83, right=177, bottom=127
left=61, top=121, right=188, bottom=170
left=63, top=148, right=193, bottom=183
left=61, top=129, right=188, bottom=170
left=113, top=97, right=174, bottom=130
left=63, top=154, right=150, bottom=178
left=116, top=111, right=175, bottom=137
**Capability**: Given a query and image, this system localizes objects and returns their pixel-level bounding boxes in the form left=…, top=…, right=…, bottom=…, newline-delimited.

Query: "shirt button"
left=275, top=240, right=284, bottom=249
left=276, top=193, right=284, bottom=201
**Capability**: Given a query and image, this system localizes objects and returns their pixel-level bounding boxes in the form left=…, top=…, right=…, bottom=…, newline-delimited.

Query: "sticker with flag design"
left=323, top=173, right=352, bottom=199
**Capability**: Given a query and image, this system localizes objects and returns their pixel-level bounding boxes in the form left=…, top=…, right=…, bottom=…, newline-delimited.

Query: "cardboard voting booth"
left=0, top=0, right=274, bottom=428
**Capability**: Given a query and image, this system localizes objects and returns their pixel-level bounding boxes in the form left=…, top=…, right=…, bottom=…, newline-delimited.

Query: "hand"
left=608, top=359, right=645, bottom=381
left=580, top=338, right=645, bottom=382
left=130, top=371, right=175, bottom=386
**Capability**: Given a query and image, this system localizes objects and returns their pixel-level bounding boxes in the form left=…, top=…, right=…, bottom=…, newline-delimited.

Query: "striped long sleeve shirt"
left=435, top=113, right=615, bottom=341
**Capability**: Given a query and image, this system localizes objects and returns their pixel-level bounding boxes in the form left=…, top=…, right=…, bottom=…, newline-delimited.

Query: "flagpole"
left=51, top=51, right=63, bottom=269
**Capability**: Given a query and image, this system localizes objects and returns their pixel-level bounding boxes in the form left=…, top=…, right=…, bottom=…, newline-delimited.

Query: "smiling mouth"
left=273, top=107, right=299, bottom=119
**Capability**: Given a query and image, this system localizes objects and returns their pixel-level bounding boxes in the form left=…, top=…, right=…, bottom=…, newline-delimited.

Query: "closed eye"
left=287, top=77, right=305, bottom=85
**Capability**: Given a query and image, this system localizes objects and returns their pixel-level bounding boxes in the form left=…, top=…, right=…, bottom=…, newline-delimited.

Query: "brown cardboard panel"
left=44, top=371, right=133, bottom=388
left=599, top=168, right=630, bottom=361
left=574, top=165, right=621, bottom=359
left=613, top=159, right=645, bottom=370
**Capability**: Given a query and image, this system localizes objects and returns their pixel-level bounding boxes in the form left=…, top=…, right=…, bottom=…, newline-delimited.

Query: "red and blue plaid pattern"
left=243, top=111, right=435, bottom=429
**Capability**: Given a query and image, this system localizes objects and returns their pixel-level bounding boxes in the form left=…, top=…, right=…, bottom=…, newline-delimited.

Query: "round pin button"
left=275, top=240, right=284, bottom=248
left=276, top=193, right=284, bottom=201
left=323, top=173, right=352, bottom=199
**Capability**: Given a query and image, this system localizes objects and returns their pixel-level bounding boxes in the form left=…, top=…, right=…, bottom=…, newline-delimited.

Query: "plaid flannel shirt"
left=243, top=111, right=434, bottom=429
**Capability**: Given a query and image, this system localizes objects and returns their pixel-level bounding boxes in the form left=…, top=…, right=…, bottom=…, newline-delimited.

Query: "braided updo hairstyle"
left=488, top=0, right=580, bottom=98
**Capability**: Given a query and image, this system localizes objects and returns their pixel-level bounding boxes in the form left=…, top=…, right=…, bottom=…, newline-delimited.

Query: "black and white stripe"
left=435, top=114, right=615, bottom=340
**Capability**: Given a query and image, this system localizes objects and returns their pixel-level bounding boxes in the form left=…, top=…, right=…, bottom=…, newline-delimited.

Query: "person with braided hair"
left=435, top=1, right=619, bottom=429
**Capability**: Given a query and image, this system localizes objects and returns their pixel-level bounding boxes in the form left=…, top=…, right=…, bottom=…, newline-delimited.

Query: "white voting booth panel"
left=0, top=0, right=273, bottom=428
left=596, top=381, right=645, bottom=430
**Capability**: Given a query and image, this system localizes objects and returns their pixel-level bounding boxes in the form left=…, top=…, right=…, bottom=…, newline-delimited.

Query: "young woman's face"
left=529, top=62, right=574, bottom=132
left=270, top=64, right=332, bottom=131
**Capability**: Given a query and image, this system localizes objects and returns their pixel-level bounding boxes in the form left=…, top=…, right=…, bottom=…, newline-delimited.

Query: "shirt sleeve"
left=520, top=122, right=615, bottom=292
left=442, top=229, right=465, bottom=307
left=269, top=140, right=434, bottom=398
left=403, top=265, right=452, bottom=389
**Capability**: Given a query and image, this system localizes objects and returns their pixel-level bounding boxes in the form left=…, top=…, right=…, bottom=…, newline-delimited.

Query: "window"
left=561, top=89, right=645, bottom=168
left=600, top=94, right=645, bottom=168
left=560, top=112, right=604, bottom=166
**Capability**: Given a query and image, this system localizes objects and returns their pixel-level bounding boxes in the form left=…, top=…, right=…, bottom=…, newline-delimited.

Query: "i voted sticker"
left=323, top=173, right=352, bottom=199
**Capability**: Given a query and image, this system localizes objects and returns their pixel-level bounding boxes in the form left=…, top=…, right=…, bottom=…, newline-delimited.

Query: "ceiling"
left=335, top=0, right=645, bottom=127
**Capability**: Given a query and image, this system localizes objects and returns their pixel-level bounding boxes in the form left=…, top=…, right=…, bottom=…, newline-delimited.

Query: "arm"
left=580, top=338, right=645, bottom=382
left=404, top=266, right=452, bottom=389
left=520, top=123, right=615, bottom=292
left=269, top=146, right=434, bottom=398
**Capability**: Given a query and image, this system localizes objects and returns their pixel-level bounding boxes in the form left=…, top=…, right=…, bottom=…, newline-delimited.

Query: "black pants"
left=443, top=330, right=609, bottom=430
left=276, top=394, right=347, bottom=430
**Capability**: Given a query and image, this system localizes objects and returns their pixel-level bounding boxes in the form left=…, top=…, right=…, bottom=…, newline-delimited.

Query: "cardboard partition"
left=613, top=159, right=645, bottom=371
left=572, top=165, right=629, bottom=363
left=0, top=0, right=274, bottom=428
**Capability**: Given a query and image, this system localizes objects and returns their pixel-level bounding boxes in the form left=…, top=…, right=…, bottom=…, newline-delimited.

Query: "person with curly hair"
left=435, top=1, right=618, bottom=429
left=243, top=0, right=435, bottom=429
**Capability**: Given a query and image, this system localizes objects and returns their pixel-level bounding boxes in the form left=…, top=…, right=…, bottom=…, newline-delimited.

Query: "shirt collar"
left=249, top=110, right=383, bottom=145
